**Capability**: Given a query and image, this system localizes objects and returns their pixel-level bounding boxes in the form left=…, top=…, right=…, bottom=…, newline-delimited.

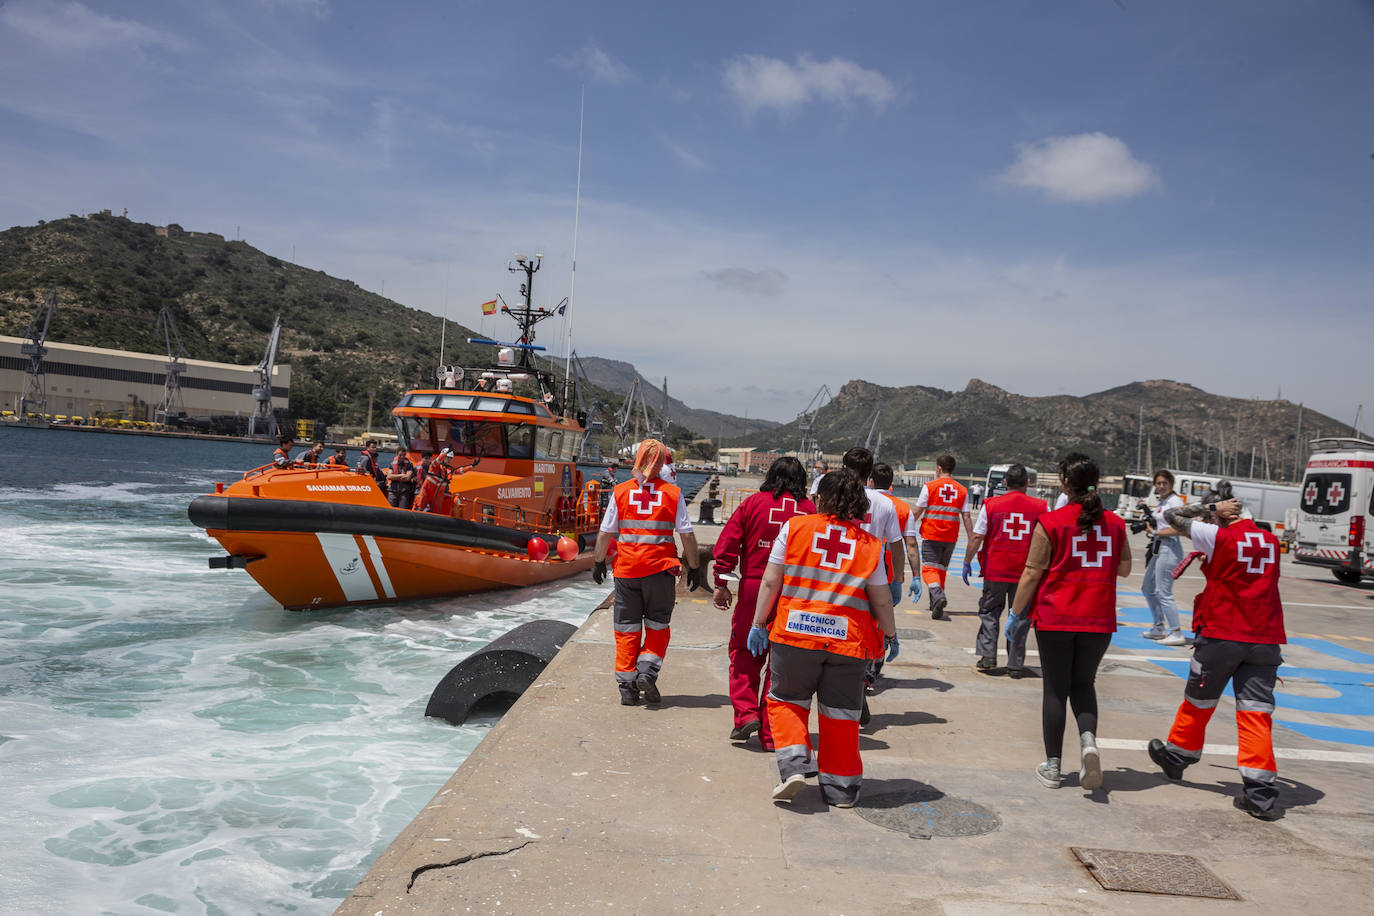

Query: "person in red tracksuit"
left=712, top=457, right=815, bottom=749
left=963, top=463, right=1046, bottom=676
left=1149, top=482, right=1287, bottom=820
left=749, top=470, right=898, bottom=808
left=1008, top=453, right=1130, bottom=791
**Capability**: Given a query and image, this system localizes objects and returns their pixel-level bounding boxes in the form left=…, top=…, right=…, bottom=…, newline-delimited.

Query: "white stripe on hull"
left=362, top=535, right=395, bottom=598
left=315, top=532, right=380, bottom=602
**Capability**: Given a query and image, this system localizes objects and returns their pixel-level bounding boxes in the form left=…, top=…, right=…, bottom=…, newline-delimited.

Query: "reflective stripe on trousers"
left=1162, top=636, right=1282, bottom=810
left=767, top=641, right=867, bottom=806
left=612, top=572, right=676, bottom=685
left=921, top=539, right=957, bottom=595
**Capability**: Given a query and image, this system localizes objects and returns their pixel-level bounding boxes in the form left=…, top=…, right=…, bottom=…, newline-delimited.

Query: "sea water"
left=0, top=426, right=615, bottom=914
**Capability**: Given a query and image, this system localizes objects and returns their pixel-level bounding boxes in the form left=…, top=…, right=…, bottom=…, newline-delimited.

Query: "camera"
left=1128, top=500, right=1158, bottom=535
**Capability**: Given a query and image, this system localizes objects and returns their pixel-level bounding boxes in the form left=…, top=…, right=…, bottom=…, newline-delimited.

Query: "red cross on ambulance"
left=1327, top=481, right=1345, bottom=505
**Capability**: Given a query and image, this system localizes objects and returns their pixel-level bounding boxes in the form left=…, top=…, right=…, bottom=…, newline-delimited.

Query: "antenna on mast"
left=561, top=85, right=585, bottom=417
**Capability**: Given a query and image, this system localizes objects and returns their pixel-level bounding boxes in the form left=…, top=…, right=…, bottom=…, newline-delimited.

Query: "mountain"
left=577, top=356, right=779, bottom=441
left=736, top=377, right=1343, bottom=479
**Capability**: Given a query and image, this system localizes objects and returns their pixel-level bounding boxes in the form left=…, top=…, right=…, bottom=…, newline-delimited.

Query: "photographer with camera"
left=1139, top=469, right=1186, bottom=645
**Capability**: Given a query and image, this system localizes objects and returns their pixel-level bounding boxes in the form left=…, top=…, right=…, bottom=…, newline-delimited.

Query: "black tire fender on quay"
left=425, top=619, right=578, bottom=725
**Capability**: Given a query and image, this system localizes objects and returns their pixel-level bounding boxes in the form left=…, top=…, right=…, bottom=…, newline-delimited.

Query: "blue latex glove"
left=885, top=634, right=900, bottom=662
left=961, top=561, right=972, bottom=586
left=888, top=579, right=902, bottom=608
left=746, top=625, right=769, bottom=657
left=1005, top=614, right=1021, bottom=642
left=908, top=580, right=922, bottom=602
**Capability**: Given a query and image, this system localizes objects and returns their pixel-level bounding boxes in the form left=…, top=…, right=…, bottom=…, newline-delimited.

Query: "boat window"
left=473, top=397, right=507, bottom=412
left=507, top=424, right=534, bottom=459
left=535, top=427, right=563, bottom=460
left=395, top=416, right=431, bottom=453
left=559, top=428, right=582, bottom=462
left=1301, top=473, right=1352, bottom=516
left=505, top=400, right=535, bottom=415
left=533, top=401, right=554, bottom=418
left=434, top=394, right=473, bottom=410
left=431, top=418, right=504, bottom=458
left=407, top=394, right=438, bottom=408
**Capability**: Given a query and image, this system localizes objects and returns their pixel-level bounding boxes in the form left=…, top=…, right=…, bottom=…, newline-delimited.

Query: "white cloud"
left=369, top=99, right=397, bottom=165
left=554, top=44, right=633, bottom=85
left=656, top=132, right=706, bottom=171
left=0, top=1, right=188, bottom=52
left=998, top=132, right=1160, bottom=203
left=722, top=53, right=896, bottom=116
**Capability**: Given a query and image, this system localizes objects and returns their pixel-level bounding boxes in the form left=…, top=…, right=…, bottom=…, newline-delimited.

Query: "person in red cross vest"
left=748, top=470, right=898, bottom=809
left=1009, top=453, right=1130, bottom=791
left=910, top=454, right=972, bottom=620
left=712, top=456, right=816, bottom=750
left=1149, top=482, right=1287, bottom=820
left=963, top=462, right=1046, bottom=676
left=592, top=439, right=703, bottom=706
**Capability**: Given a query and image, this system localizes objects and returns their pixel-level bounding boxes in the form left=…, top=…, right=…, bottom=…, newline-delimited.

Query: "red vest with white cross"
left=611, top=478, right=683, bottom=578
left=978, top=491, right=1048, bottom=583
left=770, top=513, right=884, bottom=660
left=1030, top=504, right=1126, bottom=633
left=1193, top=519, right=1286, bottom=644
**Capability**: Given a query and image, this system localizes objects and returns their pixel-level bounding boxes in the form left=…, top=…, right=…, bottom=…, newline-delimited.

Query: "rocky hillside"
left=737, top=377, right=1344, bottom=479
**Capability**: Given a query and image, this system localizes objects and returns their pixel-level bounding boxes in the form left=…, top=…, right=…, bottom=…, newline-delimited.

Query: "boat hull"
left=190, top=495, right=593, bottom=610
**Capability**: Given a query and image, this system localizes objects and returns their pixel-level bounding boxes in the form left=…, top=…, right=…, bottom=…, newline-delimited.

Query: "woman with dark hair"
left=1142, top=468, right=1187, bottom=645
left=748, top=470, right=898, bottom=807
left=1007, top=453, right=1130, bottom=791
left=713, top=456, right=816, bottom=748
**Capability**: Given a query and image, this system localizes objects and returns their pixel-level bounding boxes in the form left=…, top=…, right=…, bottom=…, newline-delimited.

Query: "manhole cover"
left=1071, top=848, right=1239, bottom=899
left=855, top=785, right=1001, bottom=838
left=896, top=627, right=935, bottom=641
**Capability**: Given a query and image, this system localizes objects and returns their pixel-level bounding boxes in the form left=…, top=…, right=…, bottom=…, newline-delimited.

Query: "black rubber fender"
left=425, top=619, right=578, bottom=725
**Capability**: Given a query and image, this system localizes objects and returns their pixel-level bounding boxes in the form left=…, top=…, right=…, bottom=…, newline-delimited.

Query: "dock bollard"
left=425, top=619, right=577, bottom=725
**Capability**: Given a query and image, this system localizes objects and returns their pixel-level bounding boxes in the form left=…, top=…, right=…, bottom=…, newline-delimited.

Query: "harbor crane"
left=862, top=407, right=882, bottom=461
left=154, top=307, right=188, bottom=423
left=796, top=384, right=834, bottom=461
left=249, top=314, right=283, bottom=439
left=19, top=287, right=58, bottom=421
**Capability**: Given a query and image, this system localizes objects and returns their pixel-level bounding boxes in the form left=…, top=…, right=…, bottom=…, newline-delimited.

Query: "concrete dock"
left=338, top=493, right=1374, bottom=914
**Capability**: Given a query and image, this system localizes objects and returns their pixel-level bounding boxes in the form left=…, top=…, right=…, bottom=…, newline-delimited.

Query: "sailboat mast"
left=562, top=86, right=585, bottom=416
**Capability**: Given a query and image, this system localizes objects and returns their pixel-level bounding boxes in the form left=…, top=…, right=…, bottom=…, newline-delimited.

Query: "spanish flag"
left=480, top=298, right=498, bottom=315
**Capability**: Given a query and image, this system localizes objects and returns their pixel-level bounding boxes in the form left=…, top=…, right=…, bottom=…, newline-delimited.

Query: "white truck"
left=1294, top=437, right=1374, bottom=584
left=985, top=464, right=1039, bottom=500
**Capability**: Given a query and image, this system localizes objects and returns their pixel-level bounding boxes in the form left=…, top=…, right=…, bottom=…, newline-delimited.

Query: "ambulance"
left=1294, top=437, right=1374, bottom=584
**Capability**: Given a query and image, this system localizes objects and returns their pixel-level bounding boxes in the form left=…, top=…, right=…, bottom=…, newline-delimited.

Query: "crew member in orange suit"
left=749, top=470, right=898, bottom=808
left=712, top=456, right=815, bottom=750
left=593, top=439, right=703, bottom=706
left=963, top=462, right=1046, bottom=676
left=910, top=454, right=972, bottom=619
left=1149, top=483, right=1286, bottom=820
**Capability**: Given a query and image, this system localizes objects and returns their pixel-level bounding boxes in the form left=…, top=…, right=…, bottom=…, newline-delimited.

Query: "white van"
left=986, top=464, right=1039, bottom=500
left=1115, top=469, right=1300, bottom=534
left=1294, top=437, right=1374, bottom=584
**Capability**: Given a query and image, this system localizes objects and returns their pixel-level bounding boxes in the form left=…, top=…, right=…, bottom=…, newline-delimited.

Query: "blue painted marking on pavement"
left=1275, top=721, right=1374, bottom=748
left=1287, top=637, right=1374, bottom=667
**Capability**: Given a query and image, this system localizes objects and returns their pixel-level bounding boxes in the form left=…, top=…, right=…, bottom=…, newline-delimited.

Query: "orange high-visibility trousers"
left=1158, top=637, right=1282, bottom=813
left=920, top=539, right=957, bottom=592
left=611, top=572, right=676, bottom=697
left=767, top=642, right=867, bottom=806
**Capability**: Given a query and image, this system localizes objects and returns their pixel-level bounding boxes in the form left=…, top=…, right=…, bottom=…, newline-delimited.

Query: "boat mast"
left=562, top=86, right=585, bottom=417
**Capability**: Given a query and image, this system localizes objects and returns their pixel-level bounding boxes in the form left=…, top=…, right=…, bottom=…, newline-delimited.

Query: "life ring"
left=556, top=494, right=575, bottom=524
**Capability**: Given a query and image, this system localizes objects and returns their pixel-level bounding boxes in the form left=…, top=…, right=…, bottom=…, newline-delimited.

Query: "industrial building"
left=0, top=336, right=288, bottom=421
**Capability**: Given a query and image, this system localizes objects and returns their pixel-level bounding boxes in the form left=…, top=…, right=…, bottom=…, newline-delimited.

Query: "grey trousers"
left=976, top=580, right=1028, bottom=667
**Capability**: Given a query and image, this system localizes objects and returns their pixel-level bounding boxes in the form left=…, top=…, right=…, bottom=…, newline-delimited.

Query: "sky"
left=1, top=0, right=1371, bottom=426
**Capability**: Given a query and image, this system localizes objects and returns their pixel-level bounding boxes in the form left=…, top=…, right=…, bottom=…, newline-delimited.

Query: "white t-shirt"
left=1055, top=493, right=1069, bottom=510
left=1189, top=520, right=1220, bottom=561
left=599, top=484, right=694, bottom=535
left=1153, top=493, right=1185, bottom=537
left=863, top=488, right=903, bottom=543
left=973, top=507, right=988, bottom=536
left=769, top=520, right=888, bottom=585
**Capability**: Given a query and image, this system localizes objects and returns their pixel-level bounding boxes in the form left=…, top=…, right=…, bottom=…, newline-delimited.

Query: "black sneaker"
left=1147, top=738, right=1184, bottom=781
left=1233, top=795, right=1280, bottom=821
left=1007, top=666, right=1028, bottom=679
left=730, top=720, right=761, bottom=741
left=637, top=675, right=661, bottom=705
left=975, top=657, right=996, bottom=672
